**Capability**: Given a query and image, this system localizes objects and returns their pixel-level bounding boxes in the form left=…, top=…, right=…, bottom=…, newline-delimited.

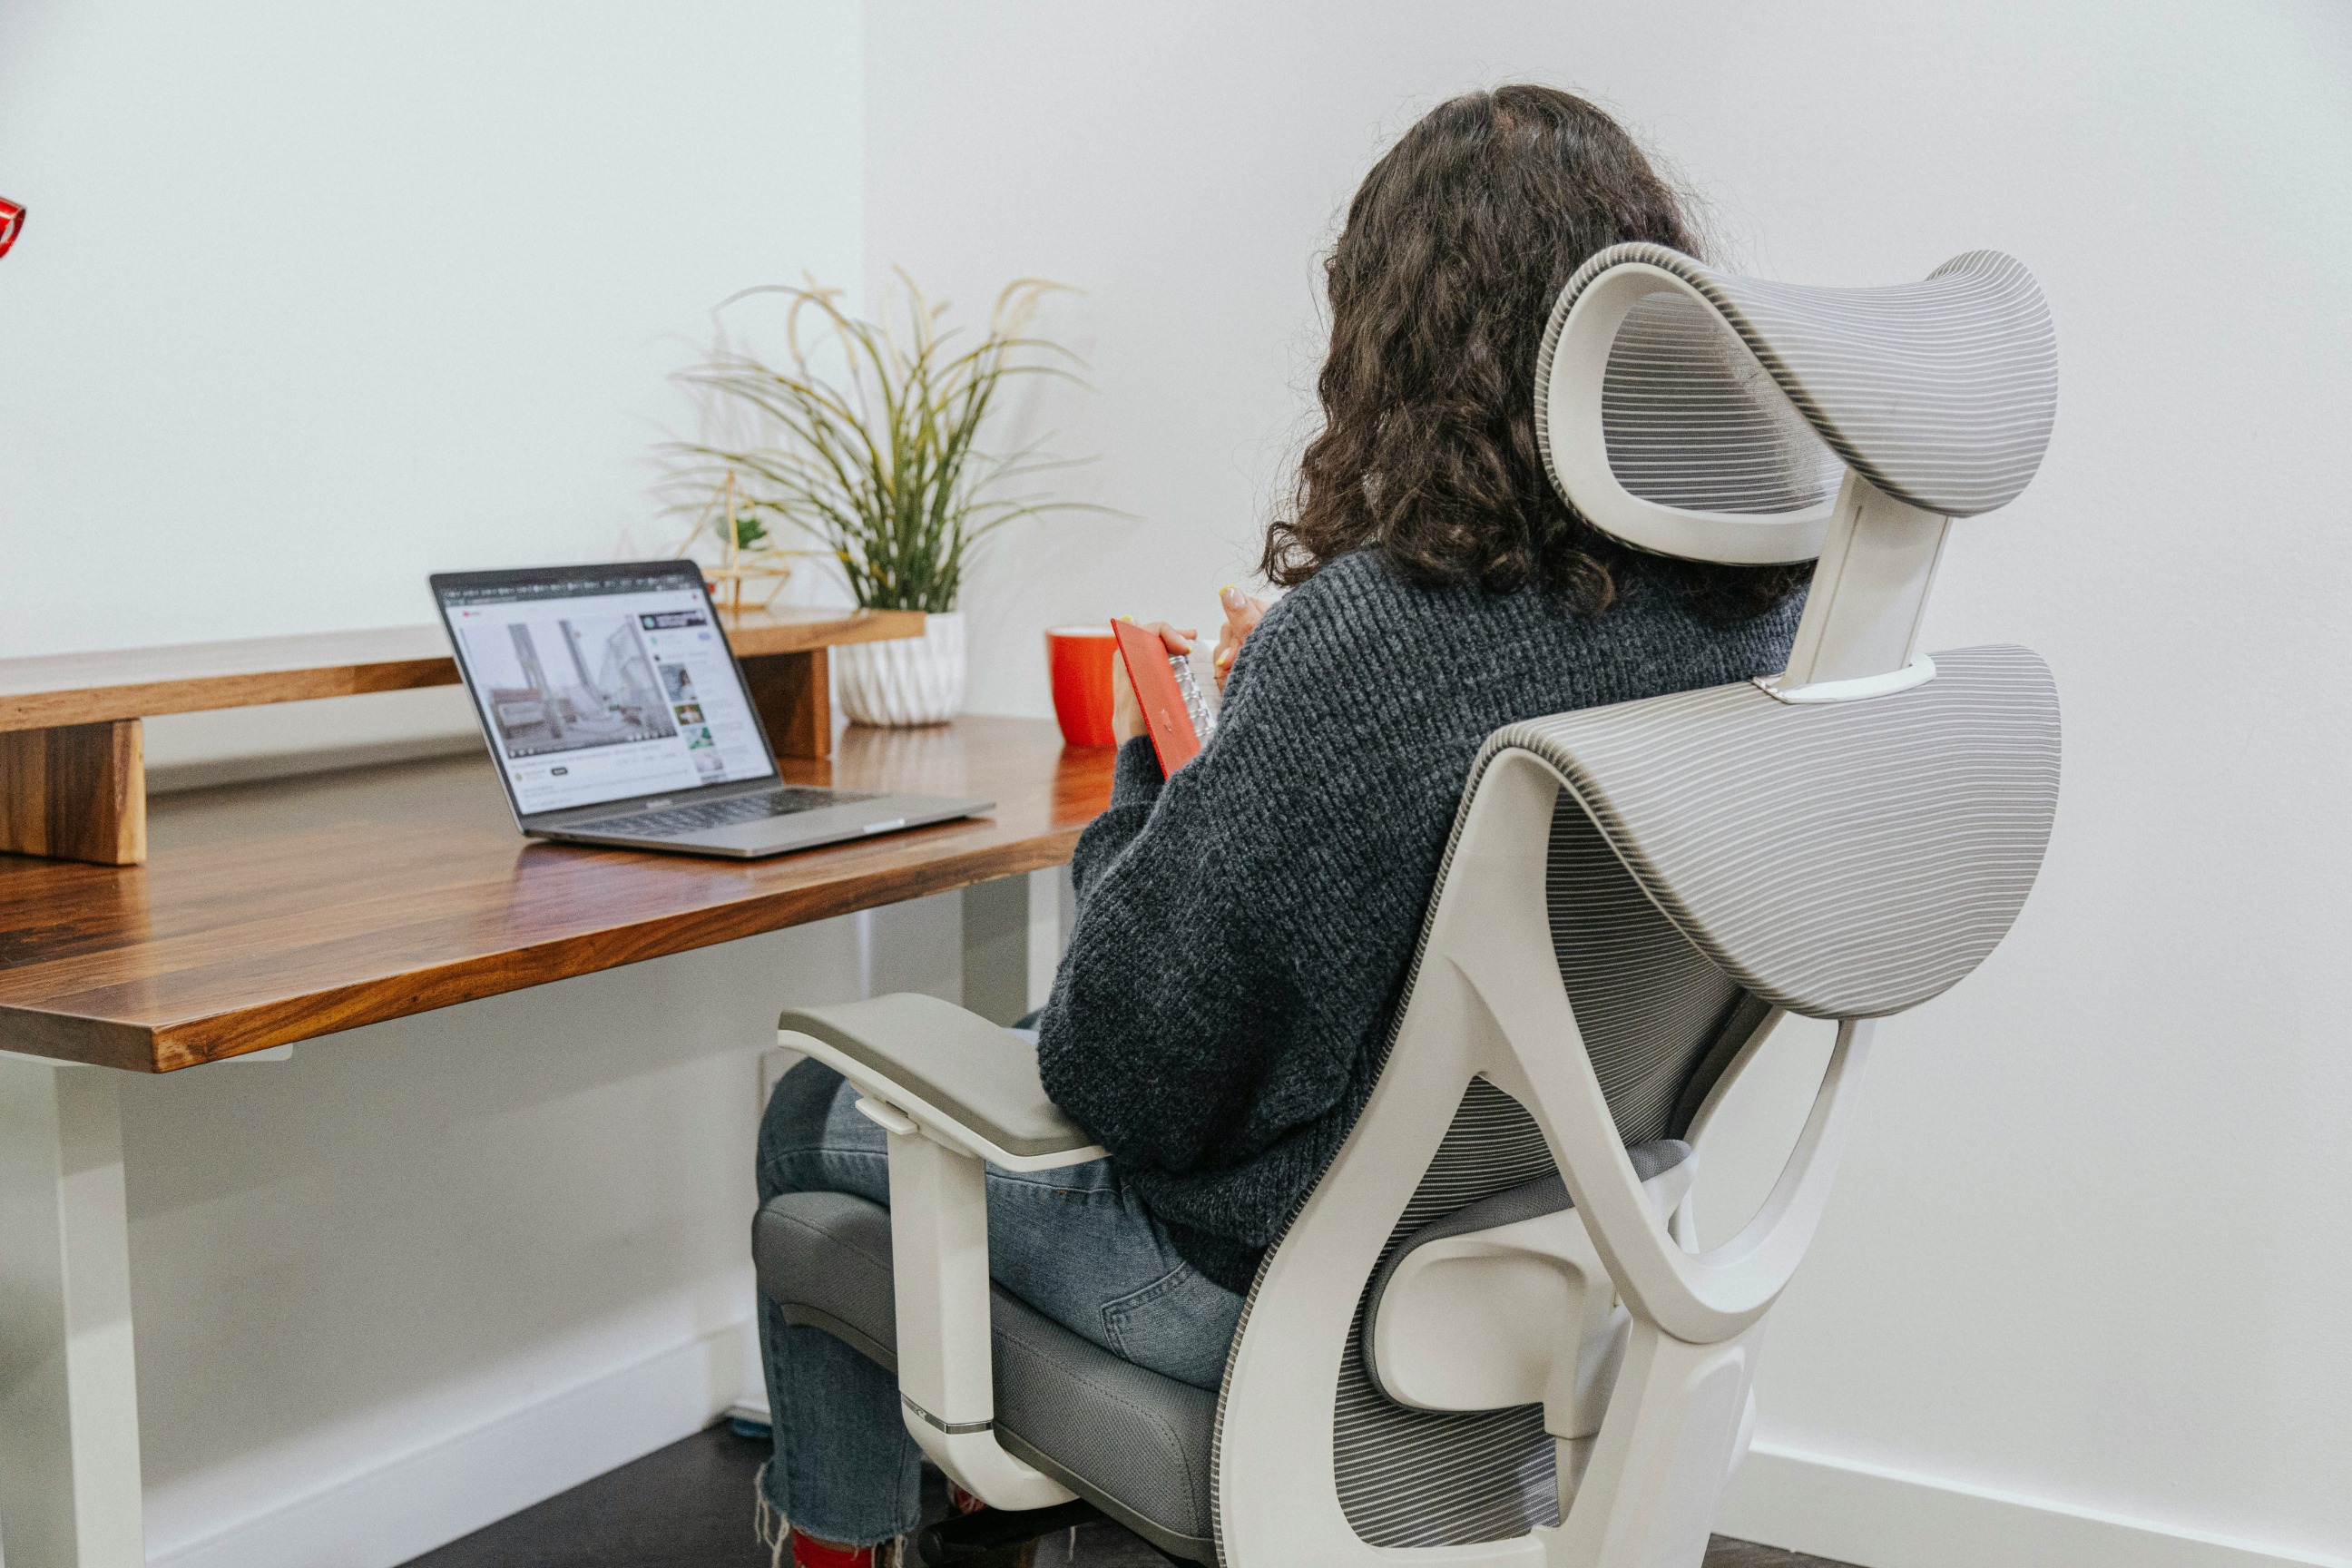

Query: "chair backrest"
left=1283, top=650, right=2063, bottom=1553
left=1209, top=247, right=2063, bottom=1562
left=1324, top=861, right=1765, bottom=1548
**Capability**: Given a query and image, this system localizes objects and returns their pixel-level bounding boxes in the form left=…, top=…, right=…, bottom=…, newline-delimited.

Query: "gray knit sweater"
left=1035, top=549, right=1801, bottom=1292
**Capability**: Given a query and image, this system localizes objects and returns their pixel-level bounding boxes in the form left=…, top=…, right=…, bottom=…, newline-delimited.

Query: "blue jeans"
left=756, top=1054, right=1245, bottom=1546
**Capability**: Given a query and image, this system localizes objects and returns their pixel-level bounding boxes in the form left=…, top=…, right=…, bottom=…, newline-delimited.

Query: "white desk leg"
left=960, top=867, right=1073, bottom=1025
left=961, top=876, right=1030, bottom=1026
left=1027, top=865, right=1073, bottom=1016
left=0, top=1058, right=145, bottom=1568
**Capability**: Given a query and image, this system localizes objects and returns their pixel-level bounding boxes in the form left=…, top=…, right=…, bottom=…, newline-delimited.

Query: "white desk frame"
left=0, top=870, right=1065, bottom=1568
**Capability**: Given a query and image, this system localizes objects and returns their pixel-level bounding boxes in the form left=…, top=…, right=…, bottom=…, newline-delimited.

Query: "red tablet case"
left=1111, top=619, right=1202, bottom=774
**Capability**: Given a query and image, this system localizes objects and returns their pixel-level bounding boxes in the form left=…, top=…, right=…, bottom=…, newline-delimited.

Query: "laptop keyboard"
left=599, top=786, right=875, bottom=839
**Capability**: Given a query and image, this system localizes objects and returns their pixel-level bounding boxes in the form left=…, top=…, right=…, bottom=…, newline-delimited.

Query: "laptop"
left=431, top=561, right=991, bottom=858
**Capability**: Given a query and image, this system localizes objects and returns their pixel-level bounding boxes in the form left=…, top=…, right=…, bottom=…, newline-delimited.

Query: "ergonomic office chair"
left=755, top=242, right=2061, bottom=1565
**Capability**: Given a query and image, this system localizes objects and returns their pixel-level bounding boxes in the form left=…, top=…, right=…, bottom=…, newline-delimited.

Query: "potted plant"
left=667, top=273, right=1087, bottom=725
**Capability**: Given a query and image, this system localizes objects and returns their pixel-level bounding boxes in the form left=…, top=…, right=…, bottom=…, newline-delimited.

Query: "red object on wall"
left=1045, top=625, right=1118, bottom=749
left=0, top=198, right=24, bottom=259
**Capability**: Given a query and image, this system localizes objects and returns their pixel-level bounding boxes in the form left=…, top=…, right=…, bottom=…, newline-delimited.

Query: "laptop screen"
left=433, top=562, right=779, bottom=818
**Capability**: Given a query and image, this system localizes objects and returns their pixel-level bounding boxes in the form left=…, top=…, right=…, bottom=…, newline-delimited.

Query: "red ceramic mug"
left=1046, top=625, right=1118, bottom=748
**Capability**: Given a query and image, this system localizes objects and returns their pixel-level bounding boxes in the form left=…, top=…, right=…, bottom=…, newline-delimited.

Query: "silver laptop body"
left=432, top=562, right=989, bottom=859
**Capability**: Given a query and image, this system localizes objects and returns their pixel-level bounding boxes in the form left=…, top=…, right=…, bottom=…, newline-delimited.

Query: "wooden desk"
left=0, top=716, right=1112, bottom=1567
left=0, top=605, right=923, bottom=866
left=0, top=717, right=1110, bottom=1073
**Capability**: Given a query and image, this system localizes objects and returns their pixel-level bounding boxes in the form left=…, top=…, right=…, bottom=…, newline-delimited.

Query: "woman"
left=755, top=84, right=1808, bottom=1567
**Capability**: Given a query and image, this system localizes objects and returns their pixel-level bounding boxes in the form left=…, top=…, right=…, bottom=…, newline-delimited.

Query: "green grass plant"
left=666, top=272, right=1089, bottom=612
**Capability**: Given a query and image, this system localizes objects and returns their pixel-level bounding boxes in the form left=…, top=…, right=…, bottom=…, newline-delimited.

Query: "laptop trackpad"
left=688, top=797, right=967, bottom=852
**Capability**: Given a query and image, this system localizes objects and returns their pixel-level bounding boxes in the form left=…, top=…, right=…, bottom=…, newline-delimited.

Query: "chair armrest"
left=779, top=994, right=1105, bottom=1171
left=783, top=993, right=1093, bottom=1508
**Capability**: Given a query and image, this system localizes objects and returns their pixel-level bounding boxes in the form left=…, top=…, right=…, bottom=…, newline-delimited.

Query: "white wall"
left=2, top=3, right=901, bottom=1562
left=867, top=4, right=2352, bottom=1565
left=0, top=0, right=869, bottom=780
left=0, top=0, right=861, bottom=657
left=10, top=2, right=2351, bottom=1562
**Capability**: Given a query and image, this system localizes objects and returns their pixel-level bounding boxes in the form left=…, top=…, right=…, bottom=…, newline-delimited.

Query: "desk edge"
left=1, top=828, right=1080, bottom=1073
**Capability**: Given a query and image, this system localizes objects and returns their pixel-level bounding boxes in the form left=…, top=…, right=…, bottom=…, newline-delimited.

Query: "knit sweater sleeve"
left=1034, top=574, right=1443, bottom=1237
left=1067, top=735, right=1166, bottom=914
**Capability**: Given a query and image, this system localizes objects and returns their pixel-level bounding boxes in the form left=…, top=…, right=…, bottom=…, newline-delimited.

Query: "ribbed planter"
left=836, top=611, right=966, bottom=727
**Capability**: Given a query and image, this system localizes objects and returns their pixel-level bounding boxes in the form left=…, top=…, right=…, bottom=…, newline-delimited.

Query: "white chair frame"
left=777, top=238, right=2062, bottom=1564
left=789, top=744, right=1874, bottom=1566
left=1213, top=749, right=1871, bottom=1566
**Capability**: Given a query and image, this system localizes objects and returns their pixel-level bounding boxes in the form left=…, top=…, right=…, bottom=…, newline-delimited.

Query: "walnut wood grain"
left=742, top=648, right=831, bottom=760
left=0, top=608, right=922, bottom=732
left=0, top=720, right=146, bottom=866
left=0, top=716, right=1108, bottom=1073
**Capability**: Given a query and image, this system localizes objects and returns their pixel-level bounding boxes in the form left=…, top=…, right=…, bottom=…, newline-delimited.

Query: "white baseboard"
left=1720, top=1442, right=2350, bottom=1568
left=150, top=1323, right=752, bottom=1568
left=141, top=1337, right=2348, bottom=1568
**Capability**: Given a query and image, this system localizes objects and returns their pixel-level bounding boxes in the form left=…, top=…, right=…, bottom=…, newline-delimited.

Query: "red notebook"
left=1111, top=618, right=1203, bottom=774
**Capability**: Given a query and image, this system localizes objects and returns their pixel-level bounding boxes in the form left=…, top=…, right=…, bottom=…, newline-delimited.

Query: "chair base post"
left=913, top=1498, right=1107, bottom=1566
left=1544, top=1318, right=1763, bottom=1568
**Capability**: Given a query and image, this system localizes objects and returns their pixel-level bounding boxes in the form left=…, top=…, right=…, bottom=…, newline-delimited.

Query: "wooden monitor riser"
left=0, top=607, right=923, bottom=866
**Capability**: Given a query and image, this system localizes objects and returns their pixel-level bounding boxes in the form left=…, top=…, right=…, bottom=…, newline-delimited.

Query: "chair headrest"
left=1535, top=244, right=2057, bottom=564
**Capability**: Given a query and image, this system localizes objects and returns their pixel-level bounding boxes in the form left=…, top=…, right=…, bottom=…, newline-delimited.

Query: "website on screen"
left=439, top=573, right=776, bottom=815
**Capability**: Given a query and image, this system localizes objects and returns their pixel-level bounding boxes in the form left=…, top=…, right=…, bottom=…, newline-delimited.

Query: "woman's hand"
left=1112, top=620, right=1198, bottom=744
left=1212, top=585, right=1268, bottom=693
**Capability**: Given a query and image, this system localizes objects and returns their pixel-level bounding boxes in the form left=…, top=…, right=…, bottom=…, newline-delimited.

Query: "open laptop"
left=431, top=561, right=990, bottom=858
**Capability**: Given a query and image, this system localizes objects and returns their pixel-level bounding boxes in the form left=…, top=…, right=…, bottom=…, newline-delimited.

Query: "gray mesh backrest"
left=1330, top=809, right=1755, bottom=1546
left=1504, top=643, right=2063, bottom=1018
left=1600, top=292, right=1843, bottom=517
left=1321, top=646, right=2060, bottom=1549
left=1331, top=1079, right=1563, bottom=1544
left=1548, top=806, right=1746, bottom=1145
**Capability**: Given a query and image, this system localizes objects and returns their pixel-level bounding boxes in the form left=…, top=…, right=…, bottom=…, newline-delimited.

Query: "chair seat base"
left=754, top=1190, right=1220, bottom=1563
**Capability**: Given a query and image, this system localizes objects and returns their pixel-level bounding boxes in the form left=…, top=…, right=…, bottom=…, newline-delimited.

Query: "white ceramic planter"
left=836, top=610, right=966, bottom=727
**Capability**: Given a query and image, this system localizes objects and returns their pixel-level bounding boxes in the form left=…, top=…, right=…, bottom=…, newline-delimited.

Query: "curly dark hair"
left=1259, top=85, right=1809, bottom=620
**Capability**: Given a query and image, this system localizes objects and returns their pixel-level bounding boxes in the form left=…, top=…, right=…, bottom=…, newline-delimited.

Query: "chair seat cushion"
left=753, top=1191, right=1218, bottom=1562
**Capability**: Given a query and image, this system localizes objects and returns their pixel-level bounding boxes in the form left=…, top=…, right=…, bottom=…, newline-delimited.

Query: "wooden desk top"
left=0, top=717, right=1111, bottom=1072
left=0, top=606, right=924, bottom=732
